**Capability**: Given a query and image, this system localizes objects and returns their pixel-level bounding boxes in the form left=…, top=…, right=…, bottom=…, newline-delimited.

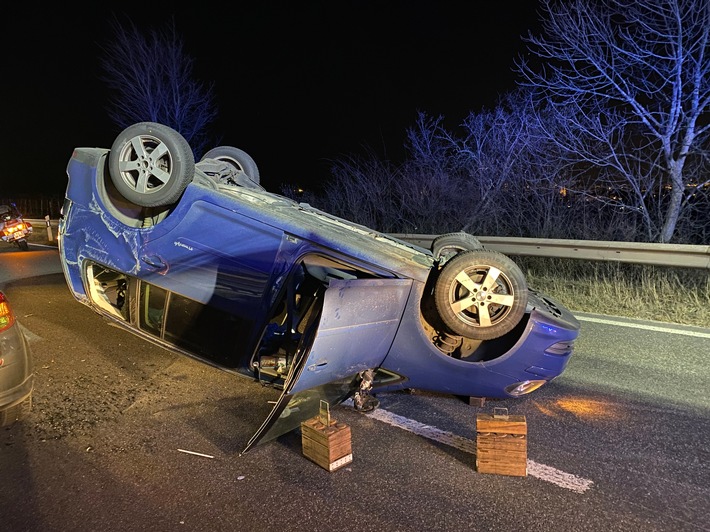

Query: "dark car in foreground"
left=0, top=290, right=34, bottom=427
left=58, top=122, right=580, bottom=452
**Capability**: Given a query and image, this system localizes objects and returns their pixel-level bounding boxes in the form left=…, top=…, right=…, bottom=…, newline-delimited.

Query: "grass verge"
left=516, top=257, right=710, bottom=328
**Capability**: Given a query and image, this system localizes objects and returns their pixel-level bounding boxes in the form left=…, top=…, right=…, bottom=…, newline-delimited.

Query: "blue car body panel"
left=378, top=289, right=576, bottom=397
left=291, top=278, right=412, bottom=393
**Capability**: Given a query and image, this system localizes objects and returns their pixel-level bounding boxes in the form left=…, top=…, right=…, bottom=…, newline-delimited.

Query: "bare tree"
left=517, top=0, right=710, bottom=243
left=452, top=90, right=573, bottom=237
left=401, top=92, right=587, bottom=239
left=399, top=113, right=471, bottom=233
left=305, top=95, right=570, bottom=237
left=306, top=87, right=655, bottom=241
left=100, top=16, right=218, bottom=157
left=304, top=151, right=413, bottom=233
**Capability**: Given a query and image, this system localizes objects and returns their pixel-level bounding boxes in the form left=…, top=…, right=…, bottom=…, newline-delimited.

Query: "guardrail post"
left=45, top=214, right=53, bottom=242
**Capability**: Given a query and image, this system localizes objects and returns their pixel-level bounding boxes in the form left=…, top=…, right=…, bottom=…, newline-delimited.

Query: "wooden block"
left=475, top=413, right=527, bottom=477
left=301, top=416, right=352, bottom=472
left=476, top=413, right=527, bottom=435
left=476, top=457, right=528, bottom=477
left=477, top=433, right=527, bottom=452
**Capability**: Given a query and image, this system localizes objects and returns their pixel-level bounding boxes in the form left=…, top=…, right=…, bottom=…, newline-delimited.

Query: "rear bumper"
left=0, top=374, right=33, bottom=409
left=0, top=325, right=34, bottom=409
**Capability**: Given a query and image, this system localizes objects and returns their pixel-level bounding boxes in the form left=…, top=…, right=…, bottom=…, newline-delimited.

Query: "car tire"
left=434, top=250, right=528, bottom=340
left=18, top=240, right=29, bottom=251
left=431, top=232, right=483, bottom=264
left=201, top=146, right=260, bottom=184
left=108, top=122, right=195, bottom=207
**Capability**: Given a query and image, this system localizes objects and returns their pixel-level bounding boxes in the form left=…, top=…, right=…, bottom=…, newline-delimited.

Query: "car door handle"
left=140, top=254, right=166, bottom=269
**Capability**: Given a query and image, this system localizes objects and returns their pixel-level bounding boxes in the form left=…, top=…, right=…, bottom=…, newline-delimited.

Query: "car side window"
left=85, top=261, right=254, bottom=369
left=139, top=283, right=166, bottom=334
left=159, top=291, right=251, bottom=367
left=85, top=264, right=129, bottom=321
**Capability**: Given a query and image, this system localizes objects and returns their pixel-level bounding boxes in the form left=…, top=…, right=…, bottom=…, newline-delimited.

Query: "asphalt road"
left=1, top=245, right=709, bottom=532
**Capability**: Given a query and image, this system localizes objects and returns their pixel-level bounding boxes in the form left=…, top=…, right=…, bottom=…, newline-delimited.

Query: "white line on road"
left=363, top=406, right=594, bottom=494
left=576, top=315, right=710, bottom=338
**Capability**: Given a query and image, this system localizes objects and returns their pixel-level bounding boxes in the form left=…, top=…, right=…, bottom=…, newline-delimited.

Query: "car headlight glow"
left=505, top=379, right=547, bottom=396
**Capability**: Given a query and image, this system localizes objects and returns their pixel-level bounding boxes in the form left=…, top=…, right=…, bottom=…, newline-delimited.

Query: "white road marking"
left=360, top=405, right=594, bottom=494
left=576, top=315, right=710, bottom=338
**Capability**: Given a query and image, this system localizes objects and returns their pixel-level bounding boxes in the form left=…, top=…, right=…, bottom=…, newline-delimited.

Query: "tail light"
left=0, top=292, right=16, bottom=332
left=4, top=221, right=26, bottom=234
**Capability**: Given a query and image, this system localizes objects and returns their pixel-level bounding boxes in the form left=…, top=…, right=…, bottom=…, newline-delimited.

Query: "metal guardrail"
left=391, top=234, right=710, bottom=270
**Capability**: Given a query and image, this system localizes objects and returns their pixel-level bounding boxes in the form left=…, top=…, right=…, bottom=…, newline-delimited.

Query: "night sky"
left=3, top=2, right=541, bottom=196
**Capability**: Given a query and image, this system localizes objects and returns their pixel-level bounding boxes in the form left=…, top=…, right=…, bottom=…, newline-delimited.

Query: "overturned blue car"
left=59, top=122, right=580, bottom=452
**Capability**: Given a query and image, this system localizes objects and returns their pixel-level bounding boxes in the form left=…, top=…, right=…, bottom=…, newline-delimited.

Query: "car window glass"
left=162, top=291, right=253, bottom=368
left=139, top=283, right=166, bottom=335
left=86, top=264, right=129, bottom=321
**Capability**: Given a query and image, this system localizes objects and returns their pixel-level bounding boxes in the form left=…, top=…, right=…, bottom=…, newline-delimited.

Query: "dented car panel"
left=59, top=123, right=580, bottom=452
left=290, top=278, right=412, bottom=394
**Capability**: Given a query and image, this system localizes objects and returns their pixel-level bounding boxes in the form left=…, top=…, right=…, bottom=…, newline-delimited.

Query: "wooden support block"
left=301, top=416, right=353, bottom=472
left=476, top=413, right=527, bottom=435
left=461, top=396, right=486, bottom=407
left=477, top=433, right=527, bottom=452
left=475, top=412, right=527, bottom=477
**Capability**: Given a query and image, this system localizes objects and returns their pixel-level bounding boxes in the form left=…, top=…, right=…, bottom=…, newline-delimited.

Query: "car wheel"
left=18, top=240, right=29, bottom=251
left=434, top=250, right=528, bottom=340
left=201, top=146, right=260, bottom=184
left=108, top=122, right=195, bottom=207
left=431, top=232, right=483, bottom=264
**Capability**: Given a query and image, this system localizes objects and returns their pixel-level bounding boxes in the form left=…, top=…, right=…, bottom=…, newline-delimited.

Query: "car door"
left=136, top=198, right=286, bottom=365
left=243, top=277, right=413, bottom=452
